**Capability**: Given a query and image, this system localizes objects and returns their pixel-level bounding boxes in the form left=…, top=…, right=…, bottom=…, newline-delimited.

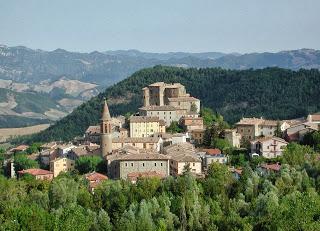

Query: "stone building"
left=180, top=117, right=204, bottom=131
left=190, top=129, right=206, bottom=145
left=139, top=105, right=179, bottom=126
left=106, top=150, right=170, bottom=179
left=235, top=117, right=290, bottom=140
left=141, top=82, right=201, bottom=123
left=129, top=116, right=165, bottom=138
left=112, top=137, right=163, bottom=152
left=224, top=129, right=242, bottom=148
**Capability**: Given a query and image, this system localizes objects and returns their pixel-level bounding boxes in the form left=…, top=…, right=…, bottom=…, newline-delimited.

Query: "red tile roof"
left=203, top=148, right=222, bottom=155
left=11, top=145, right=29, bottom=152
left=85, top=172, right=108, bottom=181
left=261, top=163, right=281, bottom=172
left=18, top=168, right=53, bottom=176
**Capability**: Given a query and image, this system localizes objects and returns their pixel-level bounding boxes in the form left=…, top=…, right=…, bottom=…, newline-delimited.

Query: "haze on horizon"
left=1, top=0, right=319, bottom=54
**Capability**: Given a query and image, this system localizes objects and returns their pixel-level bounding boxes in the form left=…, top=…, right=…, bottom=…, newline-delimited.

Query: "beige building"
left=18, top=169, right=54, bottom=180
left=250, top=137, right=288, bottom=159
left=106, top=150, right=170, bottom=179
left=180, top=117, right=204, bottom=131
left=236, top=117, right=289, bottom=140
left=307, top=113, right=320, bottom=124
left=129, top=116, right=165, bottom=137
left=141, top=82, right=201, bottom=122
left=112, top=137, right=163, bottom=152
left=50, top=157, right=75, bottom=177
left=163, top=143, right=202, bottom=176
left=139, top=105, right=180, bottom=126
left=190, top=129, right=206, bottom=145
left=224, top=129, right=242, bottom=148
left=285, top=122, right=318, bottom=141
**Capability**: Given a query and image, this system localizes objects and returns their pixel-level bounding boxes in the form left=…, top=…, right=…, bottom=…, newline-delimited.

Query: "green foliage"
left=166, top=121, right=183, bottom=134
left=283, top=143, right=314, bottom=167
left=26, top=142, right=42, bottom=154
left=14, top=153, right=39, bottom=172
left=75, top=156, right=104, bottom=174
left=27, top=66, right=320, bottom=143
left=302, top=130, right=320, bottom=151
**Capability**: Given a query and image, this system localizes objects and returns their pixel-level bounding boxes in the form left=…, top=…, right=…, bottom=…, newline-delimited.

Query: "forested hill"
left=29, top=66, right=320, bottom=142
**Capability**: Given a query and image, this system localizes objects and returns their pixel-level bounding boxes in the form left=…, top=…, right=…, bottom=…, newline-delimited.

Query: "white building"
left=250, top=137, right=288, bottom=159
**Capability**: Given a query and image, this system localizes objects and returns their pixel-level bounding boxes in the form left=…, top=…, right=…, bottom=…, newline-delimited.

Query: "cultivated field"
left=0, top=124, right=50, bottom=143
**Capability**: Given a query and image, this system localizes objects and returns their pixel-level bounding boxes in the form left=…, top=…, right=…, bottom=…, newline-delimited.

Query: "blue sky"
left=0, top=0, right=319, bottom=53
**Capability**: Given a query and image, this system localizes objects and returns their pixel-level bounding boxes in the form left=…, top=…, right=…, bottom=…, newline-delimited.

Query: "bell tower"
left=100, top=99, right=112, bottom=157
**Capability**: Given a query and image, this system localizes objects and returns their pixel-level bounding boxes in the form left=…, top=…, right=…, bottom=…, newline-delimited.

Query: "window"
left=142, top=163, right=145, bottom=167
left=125, top=163, right=128, bottom=167
left=154, top=163, right=157, bottom=166
left=131, top=163, right=134, bottom=167
left=193, top=163, right=195, bottom=166
left=161, top=163, right=163, bottom=166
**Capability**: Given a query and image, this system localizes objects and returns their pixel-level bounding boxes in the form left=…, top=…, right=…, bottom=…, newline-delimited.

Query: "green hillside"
left=28, top=66, right=320, bottom=142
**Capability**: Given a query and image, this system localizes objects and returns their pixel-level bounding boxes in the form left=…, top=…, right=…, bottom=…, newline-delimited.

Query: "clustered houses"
left=9, top=81, right=320, bottom=186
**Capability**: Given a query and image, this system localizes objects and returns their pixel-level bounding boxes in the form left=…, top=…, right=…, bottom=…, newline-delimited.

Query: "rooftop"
left=139, top=105, right=177, bottom=111
left=261, top=163, right=281, bottom=172
left=130, top=116, right=161, bottom=123
left=202, top=148, right=222, bottom=155
left=85, top=172, right=108, bottom=181
left=168, top=97, right=199, bottom=102
left=18, top=168, right=53, bottom=176
left=113, top=137, right=161, bottom=143
left=251, top=136, right=288, bottom=144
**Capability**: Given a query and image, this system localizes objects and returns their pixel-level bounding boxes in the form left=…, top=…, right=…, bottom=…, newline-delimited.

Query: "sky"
left=0, top=0, right=319, bottom=53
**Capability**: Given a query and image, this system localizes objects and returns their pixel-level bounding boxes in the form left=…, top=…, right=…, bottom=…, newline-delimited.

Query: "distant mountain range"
left=1, top=44, right=320, bottom=128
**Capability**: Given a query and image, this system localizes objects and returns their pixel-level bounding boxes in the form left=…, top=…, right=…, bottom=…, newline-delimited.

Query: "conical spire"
left=101, top=99, right=111, bottom=121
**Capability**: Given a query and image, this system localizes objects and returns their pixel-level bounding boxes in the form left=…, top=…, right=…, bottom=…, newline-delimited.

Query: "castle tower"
left=100, top=99, right=112, bottom=157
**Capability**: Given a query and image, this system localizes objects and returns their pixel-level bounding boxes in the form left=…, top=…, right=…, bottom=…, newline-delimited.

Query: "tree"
left=283, top=143, right=314, bottom=166
left=26, top=143, right=42, bottom=154
left=75, top=156, right=104, bottom=174
left=14, top=153, right=39, bottom=172
left=167, top=121, right=183, bottom=134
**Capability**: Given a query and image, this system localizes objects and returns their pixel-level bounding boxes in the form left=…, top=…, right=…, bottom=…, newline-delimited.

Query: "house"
left=172, top=133, right=189, bottom=144
left=257, top=163, right=281, bottom=175
left=50, top=157, right=75, bottom=177
left=67, top=144, right=101, bottom=160
left=56, top=144, right=76, bottom=157
left=180, top=117, right=204, bottom=131
left=112, top=137, right=163, bottom=152
left=127, top=171, right=165, bottom=184
left=40, top=142, right=58, bottom=151
left=10, top=145, right=29, bottom=153
left=106, top=150, right=170, bottom=179
left=190, top=129, right=205, bottom=145
left=236, top=118, right=289, bottom=140
left=163, top=143, right=202, bottom=176
left=17, top=169, right=54, bottom=180
left=85, top=172, right=108, bottom=193
left=119, top=128, right=128, bottom=138
left=224, top=129, right=242, bottom=148
left=285, top=122, right=318, bottom=142
left=129, top=116, right=165, bottom=138
left=229, top=167, right=243, bottom=180
left=250, top=137, right=288, bottom=159
left=307, top=113, right=320, bottom=124
left=202, top=149, right=227, bottom=168
left=85, top=125, right=101, bottom=143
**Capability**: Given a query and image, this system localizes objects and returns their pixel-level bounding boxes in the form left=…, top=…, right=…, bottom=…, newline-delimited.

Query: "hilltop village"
left=2, top=81, right=320, bottom=191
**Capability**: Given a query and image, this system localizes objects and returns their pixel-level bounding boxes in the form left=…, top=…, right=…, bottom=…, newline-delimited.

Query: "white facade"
left=251, top=137, right=288, bottom=159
